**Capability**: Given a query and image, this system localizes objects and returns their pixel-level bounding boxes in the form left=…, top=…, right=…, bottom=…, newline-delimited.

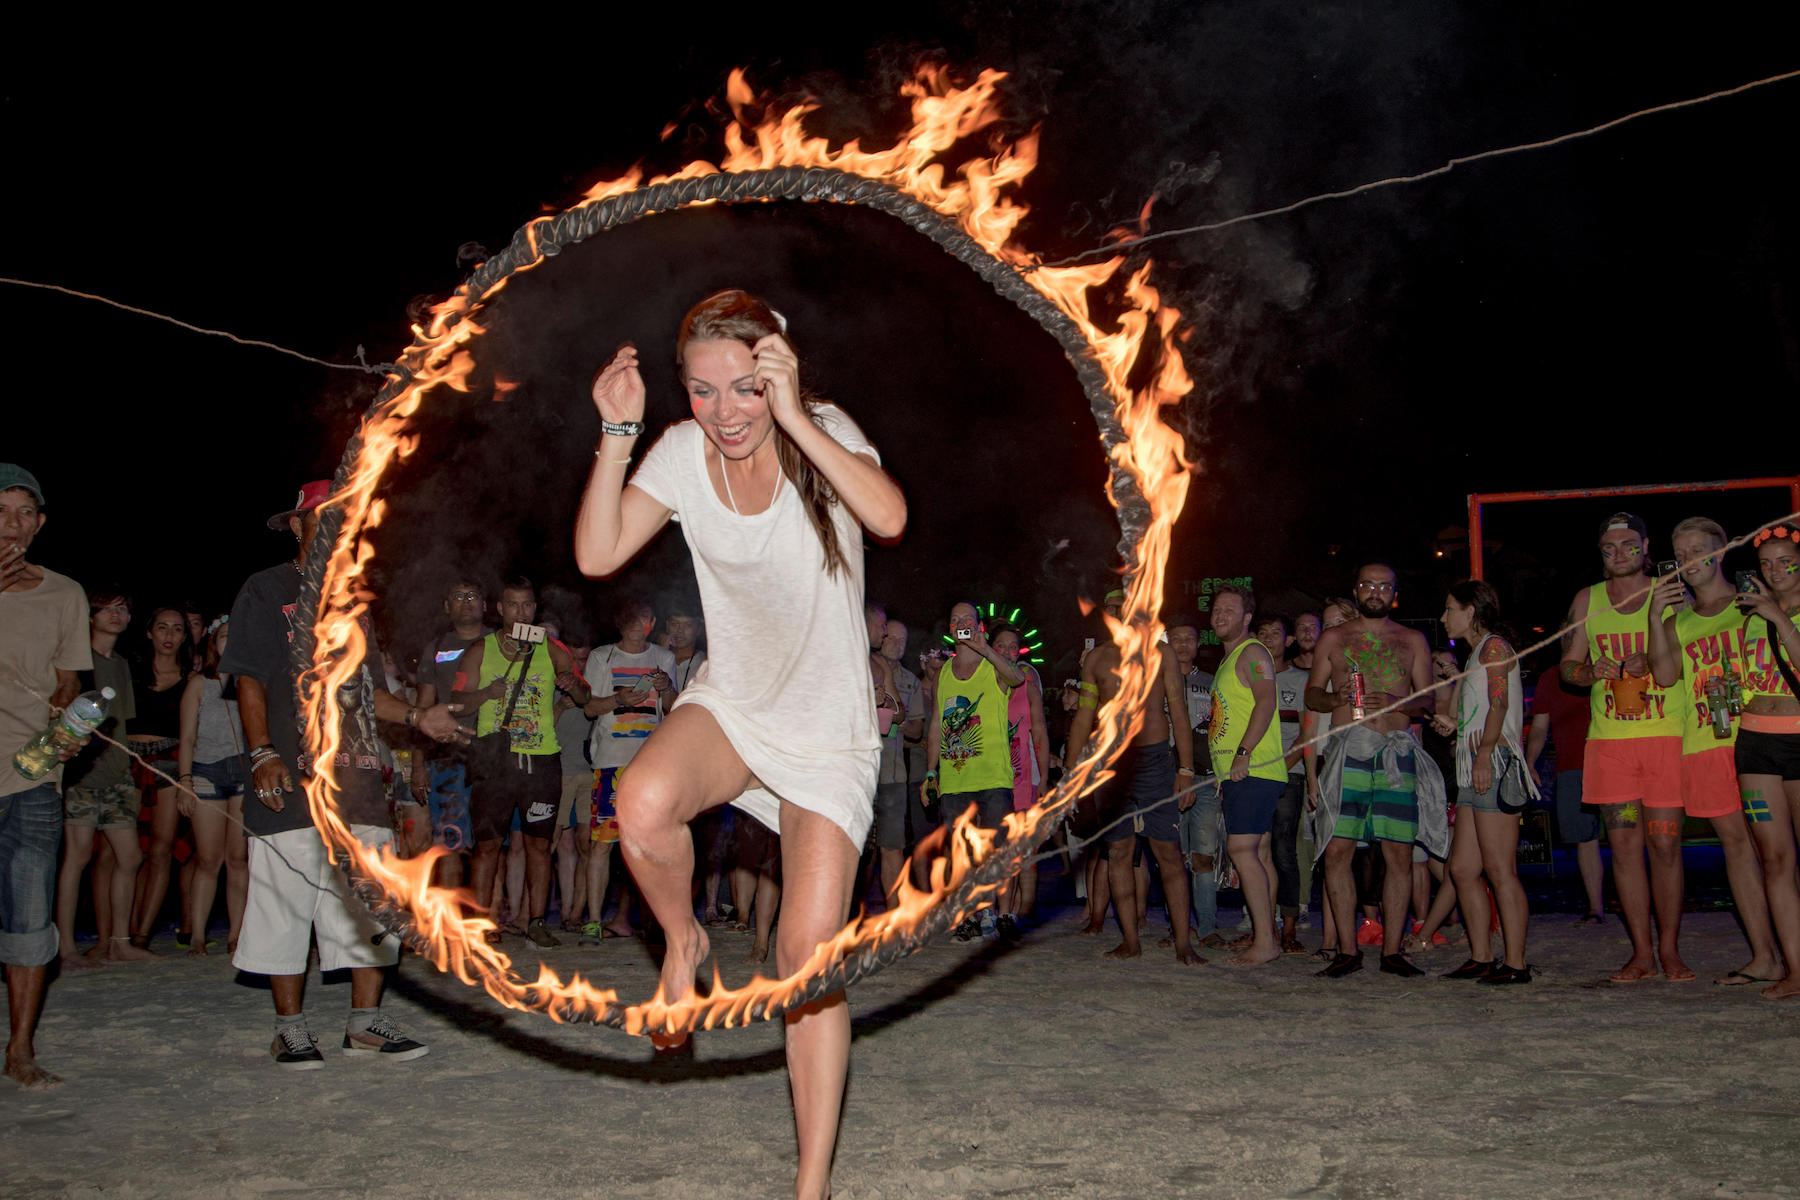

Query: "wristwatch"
left=1234, top=746, right=1250, bottom=758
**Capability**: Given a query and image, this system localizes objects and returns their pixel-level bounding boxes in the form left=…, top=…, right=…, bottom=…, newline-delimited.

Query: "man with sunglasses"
left=1306, top=562, right=1443, bottom=978
left=412, top=578, right=492, bottom=889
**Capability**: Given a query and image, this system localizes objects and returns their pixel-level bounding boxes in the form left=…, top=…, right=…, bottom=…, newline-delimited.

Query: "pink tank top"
left=1007, top=674, right=1036, bottom=811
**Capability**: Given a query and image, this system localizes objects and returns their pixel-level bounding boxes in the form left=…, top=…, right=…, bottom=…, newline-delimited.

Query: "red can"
left=1349, top=670, right=1367, bottom=720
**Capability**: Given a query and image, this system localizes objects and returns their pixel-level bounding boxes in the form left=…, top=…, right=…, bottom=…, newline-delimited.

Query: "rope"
left=1035, top=67, right=1800, bottom=269
left=0, top=277, right=398, bottom=376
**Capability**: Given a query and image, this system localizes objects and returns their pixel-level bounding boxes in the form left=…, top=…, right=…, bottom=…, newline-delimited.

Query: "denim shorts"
left=1457, top=747, right=1529, bottom=814
left=0, top=782, right=63, bottom=967
left=191, top=756, right=249, bottom=801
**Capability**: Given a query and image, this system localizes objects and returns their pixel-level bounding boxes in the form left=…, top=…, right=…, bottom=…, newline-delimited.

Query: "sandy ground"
left=6, top=905, right=1799, bottom=1200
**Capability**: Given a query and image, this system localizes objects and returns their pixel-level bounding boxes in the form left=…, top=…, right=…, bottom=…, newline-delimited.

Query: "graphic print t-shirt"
left=219, top=563, right=388, bottom=836
left=585, top=644, right=678, bottom=769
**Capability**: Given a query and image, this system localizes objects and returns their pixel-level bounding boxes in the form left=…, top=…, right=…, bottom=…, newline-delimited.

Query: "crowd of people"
left=3, top=302, right=1798, bottom=1193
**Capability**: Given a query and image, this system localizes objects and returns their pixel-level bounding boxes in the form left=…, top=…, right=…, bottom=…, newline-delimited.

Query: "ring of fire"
left=292, top=67, right=1195, bottom=1037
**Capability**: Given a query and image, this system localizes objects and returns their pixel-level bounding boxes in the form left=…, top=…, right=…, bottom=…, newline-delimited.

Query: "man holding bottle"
left=0, top=464, right=92, bottom=1088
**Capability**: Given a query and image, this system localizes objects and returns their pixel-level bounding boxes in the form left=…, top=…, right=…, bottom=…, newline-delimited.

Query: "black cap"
left=1596, top=512, right=1648, bottom=543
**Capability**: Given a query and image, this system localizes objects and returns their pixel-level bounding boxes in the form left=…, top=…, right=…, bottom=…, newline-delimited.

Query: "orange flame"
left=300, top=66, right=1193, bottom=1034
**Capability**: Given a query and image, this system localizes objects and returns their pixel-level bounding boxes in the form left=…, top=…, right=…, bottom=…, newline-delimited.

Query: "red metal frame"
left=1467, top=477, right=1800, bottom=580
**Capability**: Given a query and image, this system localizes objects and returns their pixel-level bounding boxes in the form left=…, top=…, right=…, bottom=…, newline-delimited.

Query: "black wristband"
left=600, top=419, right=645, bottom=438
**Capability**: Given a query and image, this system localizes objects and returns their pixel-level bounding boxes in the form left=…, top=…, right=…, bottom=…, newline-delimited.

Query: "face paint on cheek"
left=691, top=398, right=703, bottom=414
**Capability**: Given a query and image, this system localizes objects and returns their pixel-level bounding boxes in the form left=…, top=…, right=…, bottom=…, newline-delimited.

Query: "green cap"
left=0, top=464, right=44, bottom=507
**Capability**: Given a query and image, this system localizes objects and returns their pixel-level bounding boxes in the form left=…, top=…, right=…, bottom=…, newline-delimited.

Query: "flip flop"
left=1715, top=971, right=1780, bottom=986
left=1609, top=964, right=1660, bottom=983
left=1663, top=967, right=1699, bottom=983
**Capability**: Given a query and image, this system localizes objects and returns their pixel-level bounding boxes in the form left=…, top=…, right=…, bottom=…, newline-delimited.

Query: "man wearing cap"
left=1560, top=513, right=1690, bottom=983
left=223, top=482, right=471, bottom=1069
left=0, top=465, right=92, bottom=1087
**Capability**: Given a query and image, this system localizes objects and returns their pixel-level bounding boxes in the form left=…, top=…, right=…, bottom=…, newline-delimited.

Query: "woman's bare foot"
left=1761, top=972, right=1800, bottom=1000
left=1172, top=945, right=1207, bottom=966
left=59, top=951, right=104, bottom=971
left=747, top=940, right=769, bottom=964
left=1660, top=954, right=1697, bottom=982
left=104, top=938, right=158, bottom=962
left=5, top=1049, right=61, bottom=1090
left=185, top=945, right=209, bottom=958
left=1102, top=942, right=1141, bottom=960
left=652, top=922, right=710, bottom=1050
left=1227, top=941, right=1282, bottom=967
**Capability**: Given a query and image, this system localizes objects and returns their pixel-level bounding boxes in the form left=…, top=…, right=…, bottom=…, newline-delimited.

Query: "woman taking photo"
left=1735, top=524, right=1800, bottom=1000
left=175, top=619, right=250, bottom=955
left=1432, top=580, right=1536, bottom=984
left=574, top=290, right=905, bottom=1200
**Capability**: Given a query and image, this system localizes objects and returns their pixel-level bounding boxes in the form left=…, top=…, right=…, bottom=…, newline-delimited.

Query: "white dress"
left=628, top=406, right=881, bottom=845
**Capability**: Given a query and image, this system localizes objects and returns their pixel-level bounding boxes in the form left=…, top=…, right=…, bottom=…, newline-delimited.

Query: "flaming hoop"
left=293, top=67, right=1194, bottom=1038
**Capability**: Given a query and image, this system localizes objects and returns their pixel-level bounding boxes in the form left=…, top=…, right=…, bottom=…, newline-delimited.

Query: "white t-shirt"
left=583, top=643, right=678, bottom=769
left=628, top=407, right=881, bottom=845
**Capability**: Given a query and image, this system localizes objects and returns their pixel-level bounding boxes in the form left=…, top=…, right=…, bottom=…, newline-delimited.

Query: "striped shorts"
left=1331, top=744, right=1419, bottom=846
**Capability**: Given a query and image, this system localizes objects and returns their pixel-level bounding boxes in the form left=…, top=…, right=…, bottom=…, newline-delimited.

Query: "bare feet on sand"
left=59, top=951, right=104, bottom=971
left=103, top=937, right=158, bottom=962
left=652, top=922, right=710, bottom=1050
left=1227, top=942, right=1282, bottom=967
left=6, top=1049, right=61, bottom=1090
left=1172, top=945, right=1207, bottom=966
left=1660, top=954, right=1697, bottom=983
left=1102, top=942, right=1141, bottom=960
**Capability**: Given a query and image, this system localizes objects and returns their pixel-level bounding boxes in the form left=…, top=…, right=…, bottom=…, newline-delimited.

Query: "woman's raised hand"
left=752, top=334, right=803, bottom=427
left=592, top=343, right=646, bottom=425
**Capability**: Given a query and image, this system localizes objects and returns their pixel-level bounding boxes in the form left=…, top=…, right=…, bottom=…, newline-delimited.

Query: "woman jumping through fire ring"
left=574, top=289, right=905, bottom=1200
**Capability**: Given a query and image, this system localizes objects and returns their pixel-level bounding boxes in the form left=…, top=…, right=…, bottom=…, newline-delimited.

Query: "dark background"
left=6, top=5, right=1796, bottom=677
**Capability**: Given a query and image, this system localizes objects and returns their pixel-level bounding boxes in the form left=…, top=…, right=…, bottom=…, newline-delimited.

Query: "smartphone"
left=1084, top=637, right=1096, bottom=652
left=1736, top=570, right=1759, bottom=594
left=1657, top=559, right=1679, bottom=578
left=511, top=622, right=547, bottom=643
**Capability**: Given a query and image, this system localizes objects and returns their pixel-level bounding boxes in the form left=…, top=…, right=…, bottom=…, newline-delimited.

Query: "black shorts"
left=470, top=753, right=561, bottom=842
left=1735, top=729, right=1800, bottom=782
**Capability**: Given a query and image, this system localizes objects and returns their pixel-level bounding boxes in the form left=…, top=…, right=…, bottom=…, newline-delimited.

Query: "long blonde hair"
left=676, top=290, right=847, bottom=578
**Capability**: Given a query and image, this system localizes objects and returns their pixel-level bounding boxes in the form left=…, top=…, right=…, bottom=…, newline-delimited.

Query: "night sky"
left=7, top=7, right=1797, bottom=675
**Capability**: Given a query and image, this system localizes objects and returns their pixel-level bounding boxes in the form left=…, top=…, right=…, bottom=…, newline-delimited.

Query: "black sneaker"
left=1478, top=964, right=1533, bottom=986
left=343, top=1014, right=429, bottom=1061
left=1316, top=951, right=1363, bottom=979
left=951, top=916, right=982, bottom=943
left=271, top=1026, right=324, bottom=1071
left=526, top=920, right=562, bottom=949
left=1379, top=953, right=1425, bottom=978
left=1441, top=958, right=1495, bottom=980
left=996, top=914, right=1023, bottom=943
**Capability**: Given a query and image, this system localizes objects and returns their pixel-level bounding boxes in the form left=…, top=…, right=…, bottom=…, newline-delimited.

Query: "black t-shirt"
left=418, top=627, right=489, bottom=763
left=219, top=563, right=389, bottom=836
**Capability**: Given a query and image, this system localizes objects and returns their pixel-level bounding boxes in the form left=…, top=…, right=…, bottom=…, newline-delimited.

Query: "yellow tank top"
left=934, top=657, right=1014, bottom=793
left=1741, top=604, right=1800, bottom=704
left=1208, top=638, right=1287, bottom=782
left=1584, top=583, right=1679, bottom=740
left=1673, top=605, right=1749, bottom=755
left=475, top=637, right=560, bottom=755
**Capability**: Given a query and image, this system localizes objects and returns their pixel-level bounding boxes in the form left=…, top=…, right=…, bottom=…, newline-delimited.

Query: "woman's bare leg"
left=774, top=801, right=858, bottom=1200
left=751, top=867, right=781, bottom=963
left=131, top=785, right=180, bottom=941
left=1474, top=810, right=1528, bottom=969
left=99, top=829, right=153, bottom=960
left=1744, top=776, right=1800, bottom=999
left=186, top=801, right=228, bottom=956
left=55, top=824, right=100, bottom=968
left=614, top=707, right=753, bottom=1042
left=1446, top=804, right=1492, bottom=963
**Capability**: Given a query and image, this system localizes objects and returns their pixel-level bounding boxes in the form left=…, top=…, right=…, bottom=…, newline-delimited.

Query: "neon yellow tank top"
left=1673, top=605, right=1749, bottom=755
left=1584, top=583, right=1680, bottom=740
left=1741, top=604, right=1800, bottom=704
left=934, top=657, right=1014, bottom=793
left=475, top=636, right=560, bottom=755
left=1208, top=638, right=1287, bottom=782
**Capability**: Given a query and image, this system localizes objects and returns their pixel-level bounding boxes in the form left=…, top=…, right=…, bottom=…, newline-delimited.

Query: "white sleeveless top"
left=1452, top=632, right=1529, bottom=790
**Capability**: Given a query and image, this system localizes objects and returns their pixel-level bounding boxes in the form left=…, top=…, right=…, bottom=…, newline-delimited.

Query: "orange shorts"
left=1583, top=736, right=1683, bottom=810
left=1679, top=746, right=1742, bottom=820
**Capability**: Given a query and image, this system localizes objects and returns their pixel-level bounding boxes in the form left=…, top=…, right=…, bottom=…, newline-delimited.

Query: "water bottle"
left=12, top=688, right=114, bottom=781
